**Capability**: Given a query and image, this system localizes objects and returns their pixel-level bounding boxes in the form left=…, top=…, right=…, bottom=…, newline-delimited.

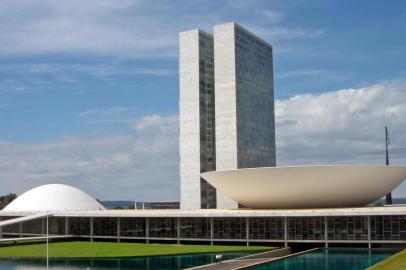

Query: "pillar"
left=19, top=222, right=23, bottom=238
left=117, top=217, right=121, bottom=243
left=90, top=217, right=94, bottom=242
left=176, top=217, right=181, bottom=245
left=65, top=217, right=69, bottom=235
left=210, top=217, right=214, bottom=245
left=324, top=216, right=328, bottom=248
left=284, top=217, right=288, bottom=247
left=367, top=215, right=371, bottom=249
left=145, top=217, right=150, bottom=244
left=246, top=217, right=250, bottom=246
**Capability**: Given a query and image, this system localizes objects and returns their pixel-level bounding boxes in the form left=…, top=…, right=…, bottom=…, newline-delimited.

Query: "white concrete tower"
left=179, top=29, right=217, bottom=209
left=214, top=22, right=276, bottom=208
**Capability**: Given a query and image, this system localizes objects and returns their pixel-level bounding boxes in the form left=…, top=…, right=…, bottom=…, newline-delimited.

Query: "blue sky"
left=1, top=0, right=406, bottom=200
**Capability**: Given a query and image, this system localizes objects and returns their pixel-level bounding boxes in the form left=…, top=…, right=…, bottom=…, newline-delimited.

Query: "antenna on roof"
left=385, top=126, right=393, bottom=205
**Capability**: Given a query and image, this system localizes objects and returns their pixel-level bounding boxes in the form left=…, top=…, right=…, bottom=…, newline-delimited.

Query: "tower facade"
left=214, top=23, right=276, bottom=208
left=179, top=23, right=276, bottom=210
left=179, top=29, right=217, bottom=209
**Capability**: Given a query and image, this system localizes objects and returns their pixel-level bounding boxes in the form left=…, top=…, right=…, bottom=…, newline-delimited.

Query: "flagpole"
left=385, top=126, right=392, bottom=205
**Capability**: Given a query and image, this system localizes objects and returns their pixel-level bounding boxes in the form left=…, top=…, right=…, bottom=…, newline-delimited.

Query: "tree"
left=0, top=193, right=17, bottom=210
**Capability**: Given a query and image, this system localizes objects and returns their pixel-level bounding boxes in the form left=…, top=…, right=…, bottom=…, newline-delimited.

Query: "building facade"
left=179, top=29, right=217, bottom=210
left=180, top=22, right=276, bottom=210
left=1, top=208, right=406, bottom=248
left=214, top=23, right=276, bottom=209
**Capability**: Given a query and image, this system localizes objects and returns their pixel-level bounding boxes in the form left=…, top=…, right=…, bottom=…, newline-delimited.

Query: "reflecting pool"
left=249, top=248, right=396, bottom=270
left=0, top=251, right=256, bottom=270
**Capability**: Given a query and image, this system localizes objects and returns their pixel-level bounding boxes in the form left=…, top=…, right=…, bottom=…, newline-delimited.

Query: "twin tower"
left=179, top=22, right=276, bottom=210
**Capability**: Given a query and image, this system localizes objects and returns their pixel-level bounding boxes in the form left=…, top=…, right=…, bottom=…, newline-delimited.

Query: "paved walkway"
left=189, top=258, right=277, bottom=270
left=185, top=247, right=319, bottom=270
left=185, top=248, right=292, bottom=270
left=0, top=235, right=75, bottom=243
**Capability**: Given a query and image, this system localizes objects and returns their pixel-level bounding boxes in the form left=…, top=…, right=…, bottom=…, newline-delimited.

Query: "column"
left=117, top=217, right=121, bottom=243
left=367, top=216, right=371, bottom=249
left=284, top=217, right=288, bottom=247
left=19, top=222, right=23, bottom=238
left=65, top=217, right=69, bottom=235
left=41, top=218, right=45, bottom=235
left=246, top=217, right=250, bottom=246
left=176, top=217, right=181, bottom=245
left=324, top=217, right=329, bottom=248
left=210, top=217, right=214, bottom=245
left=145, top=217, right=150, bottom=244
left=90, top=217, right=94, bottom=242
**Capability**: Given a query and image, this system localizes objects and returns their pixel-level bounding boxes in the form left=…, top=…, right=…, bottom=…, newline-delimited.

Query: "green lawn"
left=368, top=249, right=406, bottom=270
left=0, top=241, right=273, bottom=258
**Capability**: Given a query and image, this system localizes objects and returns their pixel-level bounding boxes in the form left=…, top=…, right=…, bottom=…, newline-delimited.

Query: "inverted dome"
left=3, top=184, right=106, bottom=212
left=201, top=165, right=406, bottom=209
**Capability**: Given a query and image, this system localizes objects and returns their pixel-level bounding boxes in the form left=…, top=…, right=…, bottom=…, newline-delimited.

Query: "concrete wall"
left=179, top=29, right=202, bottom=210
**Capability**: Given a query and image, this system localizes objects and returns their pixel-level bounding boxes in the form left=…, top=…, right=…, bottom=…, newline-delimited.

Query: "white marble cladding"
left=179, top=29, right=202, bottom=209
left=214, top=22, right=276, bottom=208
left=214, top=23, right=239, bottom=209
left=180, top=22, right=276, bottom=210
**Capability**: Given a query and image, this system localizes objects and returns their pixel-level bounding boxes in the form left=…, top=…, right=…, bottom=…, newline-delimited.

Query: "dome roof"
left=3, top=184, right=106, bottom=212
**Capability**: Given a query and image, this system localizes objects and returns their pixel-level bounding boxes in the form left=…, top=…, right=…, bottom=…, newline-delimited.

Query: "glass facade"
left=121, top=218, right=146, bottom=237
left=199, top=32, right=217, bottom=209
left=180, top=218, right=210, bottom=239
left=149, top=218, right=177, bottom=238
left=69, top=217, right=91, bottom=236
left=94, top=218, right=117, bottom=236
left=2, top=215, right=406, bottom=243
left=234, top=25, right=276, bottom=168
left=327, top=216, right=369, bottom=241
left=288, top=217, right=325, bottom=240
left=213, top=218, right=246, bottom=239
left=371, top=215, right=406, bottom=240
left=249, top=217, right=284, bottom=240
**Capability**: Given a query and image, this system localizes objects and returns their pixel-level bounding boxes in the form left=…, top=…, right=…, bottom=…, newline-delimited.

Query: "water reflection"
left=250, top=249, right=396, bottom=270
left=0, top=251, right=253, bottom=270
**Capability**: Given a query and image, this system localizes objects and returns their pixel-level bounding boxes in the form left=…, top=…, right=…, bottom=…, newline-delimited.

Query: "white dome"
left=3, top=184, right=106, bottom=212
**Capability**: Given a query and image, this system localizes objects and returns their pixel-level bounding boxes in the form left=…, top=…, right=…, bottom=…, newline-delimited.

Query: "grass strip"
left=0, top=241, right=273, bottom=258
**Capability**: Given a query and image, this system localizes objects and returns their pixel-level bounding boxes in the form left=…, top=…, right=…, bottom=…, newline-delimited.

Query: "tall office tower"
left=179, top=29, right=217, bottom=209
left=179, top=23, right=275, bottom=209
left=214, top=23, right=276, bottom=209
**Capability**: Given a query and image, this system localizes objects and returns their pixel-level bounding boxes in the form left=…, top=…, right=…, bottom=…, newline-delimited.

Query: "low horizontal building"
left=1, top=183, right=406, bottom=249
left=1, top=207, right=406, bottom=248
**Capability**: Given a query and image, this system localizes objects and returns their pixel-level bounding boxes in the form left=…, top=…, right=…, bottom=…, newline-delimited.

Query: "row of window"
left=3, top=216, right=406, bottom=241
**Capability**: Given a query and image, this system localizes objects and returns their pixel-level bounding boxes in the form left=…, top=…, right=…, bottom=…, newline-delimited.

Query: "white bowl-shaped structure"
left=201, top=165, right=406, bottom=209
left=3, top=184, right=105, bottom=212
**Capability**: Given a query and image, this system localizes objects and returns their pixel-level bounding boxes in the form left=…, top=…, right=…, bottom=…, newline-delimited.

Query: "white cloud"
left=1, top=80, right=406, bottom=200
left=76, top=107, right=130, bottom=118
left=0, top=115, right=179, bottom=200
left=276, top=69, right=348, bottom=81
left=248, top=26, right=325, bottom=40
left=27, top=63, right=175, bottom=77
left=0, top=0, right=325, bottom=58
left=276, top=79, right=406, bottom=197
left=261, top=9, right=284, bottom=22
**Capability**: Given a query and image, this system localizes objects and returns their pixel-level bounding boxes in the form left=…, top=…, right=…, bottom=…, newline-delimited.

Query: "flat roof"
left=1, top=206, right=406, bottom=218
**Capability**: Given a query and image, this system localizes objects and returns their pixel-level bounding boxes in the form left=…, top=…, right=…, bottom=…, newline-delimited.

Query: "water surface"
left=0, top=251, right=256, bottom=270
left=249, top=248, right=395, bottom=270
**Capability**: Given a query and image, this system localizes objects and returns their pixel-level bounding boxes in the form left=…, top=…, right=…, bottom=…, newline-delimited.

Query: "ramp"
left=0, top=213, right=52, bottom=227
left=185, top=248, right=319, bottom=270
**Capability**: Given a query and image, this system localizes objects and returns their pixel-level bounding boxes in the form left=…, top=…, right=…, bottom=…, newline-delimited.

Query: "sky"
left=0, top=0, right=406, bottom=201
